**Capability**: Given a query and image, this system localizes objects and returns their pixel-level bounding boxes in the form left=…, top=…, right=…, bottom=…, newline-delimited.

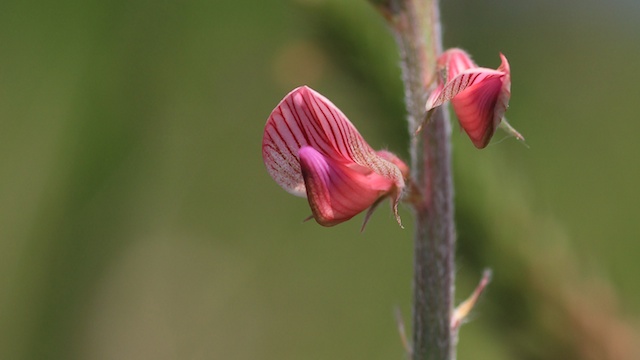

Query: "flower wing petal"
left=298, top=146, right=393, bottom=227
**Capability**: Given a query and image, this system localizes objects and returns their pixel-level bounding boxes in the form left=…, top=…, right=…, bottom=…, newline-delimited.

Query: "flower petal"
left=451, top=72, right=507, bottom=148
left=426, top=52, right=512, bottom=149
left=426, top=68, right=505, bottom=111
left=262, top=86, right=405, bottom=198
left=298, top=146, right=393, bottom=227
left=441, top=48, right=478, bottom=81
left=426, top=48, right=477, bottom=111
left=453, top=54, right=511, bottom=148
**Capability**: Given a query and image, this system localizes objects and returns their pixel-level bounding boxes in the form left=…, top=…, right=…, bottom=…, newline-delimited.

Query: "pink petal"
left=262, top=86, right=405, bottom=199
left=426, top=48, right=477, bottom=110
left=453, top=55, right=511, bottom=148
left=426, top=51, right=513, bottom=149
left=425, top=82, right=445, bottom=113
left=441, top=48, right=478, bottom=81
left=426, top=68, right=506, bottom=111
left=263, top=86, right=370, bottom=196
left=452, top=72, right=507, bottom=148
left=298, top=146, right=393, bottom=227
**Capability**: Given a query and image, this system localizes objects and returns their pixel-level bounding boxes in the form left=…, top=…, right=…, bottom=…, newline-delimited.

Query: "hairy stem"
left=371, top=0, right=456, bottom=359
left=412, top=107, right=456, bottom=360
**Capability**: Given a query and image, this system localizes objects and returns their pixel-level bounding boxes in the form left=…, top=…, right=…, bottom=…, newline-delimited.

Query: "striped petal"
left=440, top=48, right=478, bottom=81
left=264, top=86, right=377, bottom=195
left=262, top=86, right=407, bottom=227
left=426, top=68, right=506, bottom=112
left=426, top=48, right=479, bottom=111
left=426, top=49, right=513, bottom=149
left=451, top=70, right=507, bottom=148
left=299, top=146, right=393, bottom=226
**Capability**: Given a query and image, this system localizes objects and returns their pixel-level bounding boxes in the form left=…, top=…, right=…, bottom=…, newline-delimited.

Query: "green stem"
left=412, top=107, right=456, bottom=360
left=371, top=1, right=456, bottom=359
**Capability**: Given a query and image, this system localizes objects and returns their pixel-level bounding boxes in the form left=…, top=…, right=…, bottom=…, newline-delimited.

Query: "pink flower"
left=426, top=48, right=522, bottom=149
left=262, top=86, right=408, bottom=228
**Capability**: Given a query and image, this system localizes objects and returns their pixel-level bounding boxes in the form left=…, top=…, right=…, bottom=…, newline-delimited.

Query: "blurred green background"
left=1, top=0, right=639, bottom=359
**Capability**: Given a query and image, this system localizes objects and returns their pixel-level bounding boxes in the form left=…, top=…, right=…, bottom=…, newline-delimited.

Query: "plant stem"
left=411, top=107, right=456, bottom=360
left=372, top=1, right=456, bottom=359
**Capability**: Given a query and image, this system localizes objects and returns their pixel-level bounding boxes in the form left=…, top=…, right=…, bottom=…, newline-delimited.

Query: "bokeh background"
left=1, top=0, right=639, bottom=359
